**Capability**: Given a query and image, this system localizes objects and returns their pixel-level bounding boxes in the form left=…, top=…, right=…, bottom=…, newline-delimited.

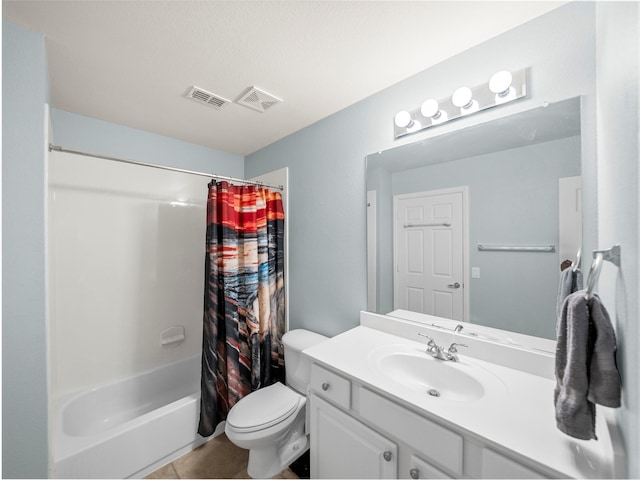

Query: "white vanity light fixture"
left=394, top=110, right=414, bottom=128
left=394, top=110, right=422, bottom=132
left=452, top=87, right=479, bottom=115
left=420, top=99, right=448, bottom=125
left=393, top=68, right=528, bottom=139
left=489, top=70, right=516, bottom=104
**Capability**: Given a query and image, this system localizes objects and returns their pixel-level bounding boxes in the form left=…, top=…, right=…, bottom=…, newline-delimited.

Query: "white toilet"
left=225, top=329, right=328, bottom=478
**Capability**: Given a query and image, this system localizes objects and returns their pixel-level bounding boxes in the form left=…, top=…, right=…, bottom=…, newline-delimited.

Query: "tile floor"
left=145, top=433, right=300, bottom=479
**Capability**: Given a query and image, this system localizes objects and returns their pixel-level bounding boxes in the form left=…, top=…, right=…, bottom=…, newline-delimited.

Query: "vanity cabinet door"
left=309, top=395, right=397, bottom=479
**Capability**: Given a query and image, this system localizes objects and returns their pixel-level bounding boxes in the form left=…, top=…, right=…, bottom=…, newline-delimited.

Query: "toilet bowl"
left=224, top=329, right=328, bottom=478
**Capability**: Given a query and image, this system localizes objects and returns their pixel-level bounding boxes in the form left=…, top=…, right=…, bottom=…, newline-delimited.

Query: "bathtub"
left=53, top=355, right=213, bottom=478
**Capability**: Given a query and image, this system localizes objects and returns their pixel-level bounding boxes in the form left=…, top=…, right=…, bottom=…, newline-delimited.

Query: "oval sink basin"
left=369, top=345, right=507, bottom=402
left=377, top=352, right=483, bottom=401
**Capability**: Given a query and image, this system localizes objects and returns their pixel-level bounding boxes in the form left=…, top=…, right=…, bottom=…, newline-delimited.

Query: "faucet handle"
left=418, top=332, right=437, bottom=347
left=447, top=342, right=468, bottom=353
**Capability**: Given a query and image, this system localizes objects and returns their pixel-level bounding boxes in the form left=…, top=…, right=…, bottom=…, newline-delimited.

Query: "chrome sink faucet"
left=418, top=333, right=467, bottom=362
left=445, top=342, right=468, bottom=362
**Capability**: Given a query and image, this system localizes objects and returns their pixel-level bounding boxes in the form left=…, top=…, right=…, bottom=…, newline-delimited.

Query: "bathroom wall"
left=50, top=108, right=244, bottom=177
left=595, top=3, right=639, bottom=476
left=245, top=2, right=597, bottom=339
left=373, top=136, right=581, bottom=338
left=2, top=20, right=50, bottom=479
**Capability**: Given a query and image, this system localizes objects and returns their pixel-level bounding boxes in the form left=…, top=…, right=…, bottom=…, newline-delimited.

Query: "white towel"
left=554, top=291, right=621, bottom=440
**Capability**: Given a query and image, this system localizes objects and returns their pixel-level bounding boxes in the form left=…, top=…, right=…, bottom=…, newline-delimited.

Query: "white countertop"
left=303, top=324, right=622, bottom=479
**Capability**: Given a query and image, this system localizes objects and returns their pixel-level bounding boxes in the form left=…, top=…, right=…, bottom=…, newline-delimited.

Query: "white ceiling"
left=3, top=1, right=566, bottom=156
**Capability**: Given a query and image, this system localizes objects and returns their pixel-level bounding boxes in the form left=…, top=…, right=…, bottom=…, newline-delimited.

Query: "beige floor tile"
left=237, top=467, right=297, bottom=479
left=146, top=433, right=301, bottom=479
left=172, top=433, right=249, bottom=479
left=277, top=467, right=299, bottom=479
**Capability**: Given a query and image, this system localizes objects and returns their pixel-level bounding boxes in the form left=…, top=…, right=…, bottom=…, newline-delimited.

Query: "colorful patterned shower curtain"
left=198, top=181, right=286, bottom=437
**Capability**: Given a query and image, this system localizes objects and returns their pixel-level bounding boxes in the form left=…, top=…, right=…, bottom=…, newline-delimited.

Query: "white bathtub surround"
left=48, top=152, right=212, bottom=477
left=48, top=151, right=208, bottom=399
left=303, top=312, right=625, bottom=479
left=53, top=355, right=214, bottom=479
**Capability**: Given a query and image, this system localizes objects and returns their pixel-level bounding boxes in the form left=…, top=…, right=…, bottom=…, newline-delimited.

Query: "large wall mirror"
left=366, top=97, right=582, bottom=340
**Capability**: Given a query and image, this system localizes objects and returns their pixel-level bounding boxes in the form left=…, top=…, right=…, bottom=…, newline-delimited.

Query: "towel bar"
left=585, top=245, right=621, bottom=299
left=404, top=222, right=451, bottom=228
left=477, top=244, right=555, bottom=252
left=571, top=248, right=582, bottom=272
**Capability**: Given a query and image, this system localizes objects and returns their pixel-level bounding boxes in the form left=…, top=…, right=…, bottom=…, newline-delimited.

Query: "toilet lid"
left=226, top=382, right=301, bottom=432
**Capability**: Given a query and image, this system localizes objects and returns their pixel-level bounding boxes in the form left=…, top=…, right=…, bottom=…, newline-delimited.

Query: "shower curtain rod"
left=48, top=144, right=284, bottom=191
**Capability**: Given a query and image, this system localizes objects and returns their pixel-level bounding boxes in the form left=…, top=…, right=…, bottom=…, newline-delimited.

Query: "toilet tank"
left=282, top=329, right=328, bottom=394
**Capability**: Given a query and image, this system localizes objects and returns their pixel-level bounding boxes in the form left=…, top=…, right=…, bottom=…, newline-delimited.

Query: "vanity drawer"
left=408, top=455, right=453, bottom=479
left=310, top=363, right=351, bottom=410
left=359, top=387, right=463, bottom=477
left=481, top=448, right=549, bottom=479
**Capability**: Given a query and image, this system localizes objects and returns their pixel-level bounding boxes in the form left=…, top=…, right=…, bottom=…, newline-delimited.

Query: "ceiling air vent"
left=186, top=86, right=231, bottom=110
left=236, top=87, right=283, bottom=113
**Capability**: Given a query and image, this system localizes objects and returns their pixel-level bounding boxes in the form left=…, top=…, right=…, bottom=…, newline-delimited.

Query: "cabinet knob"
left=409, top=468, right=420, bottom=479
left=383, top=451, right=392, bottom=462
left=321, top=382, right=330, bottom=391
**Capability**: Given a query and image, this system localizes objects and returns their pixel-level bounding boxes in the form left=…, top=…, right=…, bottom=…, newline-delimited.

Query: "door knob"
left=383, top=451, right=392, bottom=462
left=321, top=382, right=330, bottom=391
left=447, top=282, right=461, bottom=289
left=409, top=468, right=420, bottom=479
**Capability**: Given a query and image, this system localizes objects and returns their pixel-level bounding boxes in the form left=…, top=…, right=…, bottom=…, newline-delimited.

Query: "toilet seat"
left=226, top=383, right=302, bottom=433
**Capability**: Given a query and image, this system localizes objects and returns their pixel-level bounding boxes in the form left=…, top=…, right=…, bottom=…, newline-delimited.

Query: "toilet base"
left=247, top=435, right=308, bottom=479
left=289, top=449, right=310, bottom=479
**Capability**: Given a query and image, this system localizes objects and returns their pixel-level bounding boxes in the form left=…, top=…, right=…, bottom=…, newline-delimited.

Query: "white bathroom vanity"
left=303, top=311, right=625, bottom=479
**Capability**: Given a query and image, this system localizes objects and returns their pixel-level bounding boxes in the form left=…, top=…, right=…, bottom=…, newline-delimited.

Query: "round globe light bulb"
left=452, top=87, right=473, bottom=108
left=394, top=110, right=413, bottom=128
left=420, top=99, right=440, bottom=118
left=489, top=70, right=513, bottom=96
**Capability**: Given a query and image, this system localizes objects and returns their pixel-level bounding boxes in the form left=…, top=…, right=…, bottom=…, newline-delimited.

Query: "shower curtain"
left=198, top=181, right=286, bottom=437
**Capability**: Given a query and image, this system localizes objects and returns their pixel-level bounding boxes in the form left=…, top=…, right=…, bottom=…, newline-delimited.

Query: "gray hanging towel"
left=556, top=267, right=583, bottom=320
left=586, top=294, right=622, bottom=408
left=554, top=291, right=621, bottom=440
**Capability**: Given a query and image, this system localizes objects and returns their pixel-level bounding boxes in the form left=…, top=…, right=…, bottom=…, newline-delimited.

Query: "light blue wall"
left=50, top=108, right=244, bottom=176
left=596, top=3, right=639, bottom=478
left=2, top=20, right=50, bottom=479
left=245, top=3, right=597, bottom=338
